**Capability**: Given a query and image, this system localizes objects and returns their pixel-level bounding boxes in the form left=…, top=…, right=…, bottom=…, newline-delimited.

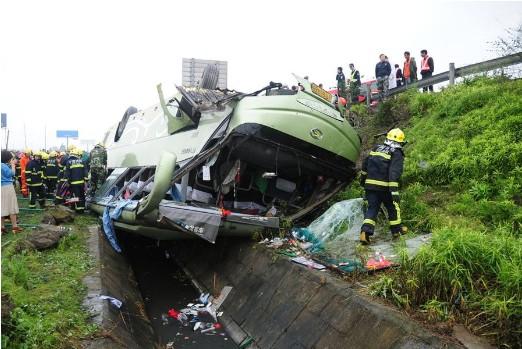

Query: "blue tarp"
left=101, top=200, right=133, bottom=253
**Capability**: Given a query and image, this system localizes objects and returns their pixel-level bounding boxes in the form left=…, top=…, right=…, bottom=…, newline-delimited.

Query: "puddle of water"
left=122, top=235, right=237, bottom=349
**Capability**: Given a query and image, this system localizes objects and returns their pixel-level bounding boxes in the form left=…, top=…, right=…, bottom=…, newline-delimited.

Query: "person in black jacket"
left=65, top=148, right=88, bottom=213
left=420, top=49, right=434, bottom=92
left=55, top=151, right=69, bottom=204
left=44, top=151, right=59, bottom=199
left=26, top=151, right=46, bottom=209
left=336, top=67, right=347, bottom=99
left=359, top=129, right=406, bottom=244
left=375, top=54, right=391, bottom=100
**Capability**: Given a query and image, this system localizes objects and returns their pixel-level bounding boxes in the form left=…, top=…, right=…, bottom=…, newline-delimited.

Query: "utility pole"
left=44, top=124, right=47, bottom=150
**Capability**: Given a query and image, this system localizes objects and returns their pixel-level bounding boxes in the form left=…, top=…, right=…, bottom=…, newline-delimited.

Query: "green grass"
left=346, top=77, right=522, bottom=347
left=2, top=197, right=98, bottom=348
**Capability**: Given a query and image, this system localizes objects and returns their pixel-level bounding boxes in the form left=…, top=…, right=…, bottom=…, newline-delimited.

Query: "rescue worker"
left=55, top=150, right=69, bottom=204
left=65, top=147, right=88, bottom=213
left=88, top=143, right=107, bottom=196
left=420, top=49, right=434, bottom=92
left=336, top=67, right=347, bottom=100
left=40, top=151, right=49, bottom=194
left=403, top=51, right=417, bottom=85
left=19, top=149, right=31, bottom=197
left=44, top=151, right=59, bottom=199
left=348, top=63, right=361, bottom=103
left=375, top=54, right=391, bottom=100
left=15, top=152, right=22, bottom=189
left=359, top=129, right=406, bottom=244
left=26, top=151, right=46, bottom=209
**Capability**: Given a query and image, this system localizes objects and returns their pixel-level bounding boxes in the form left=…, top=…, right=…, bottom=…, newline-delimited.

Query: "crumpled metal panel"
left=159, top=205, right=222, bottom=243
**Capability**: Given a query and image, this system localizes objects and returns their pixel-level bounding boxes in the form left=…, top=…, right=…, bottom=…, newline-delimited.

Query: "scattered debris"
left=99, top=295, right=123, bottom=309
left=164, top=287, right=232, bottom=338
left=366, top=252, right=394, bottom=271
left=291, top=256, right=326, bottom=270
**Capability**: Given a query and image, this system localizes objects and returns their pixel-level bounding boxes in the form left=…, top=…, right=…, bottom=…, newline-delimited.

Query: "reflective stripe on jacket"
left=65, top=155, right=88, bottom=185
left=421, top=56, right=433, bottom=73
left=44, top=158, right=59, bottom=178
left=26, top=160, right=45, bottom=186
left=361, top=143, right=404, bottom=192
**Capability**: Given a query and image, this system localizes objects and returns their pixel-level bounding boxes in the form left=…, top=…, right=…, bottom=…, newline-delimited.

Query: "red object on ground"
left=220, top=208, right=231, bottom=218
left=366, top=258, right=393, bottom=270
left=214, top=323, right=222, bottom=330
left=167, top=309, right=180, bottom=318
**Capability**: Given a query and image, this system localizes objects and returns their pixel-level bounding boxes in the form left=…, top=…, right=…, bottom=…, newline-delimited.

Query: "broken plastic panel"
left=297, top=198, right=432, bottom=263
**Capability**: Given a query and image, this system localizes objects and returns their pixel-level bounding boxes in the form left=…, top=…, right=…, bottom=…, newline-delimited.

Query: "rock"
left=15, top=224, right=70, bottom=253
left=1, top=293, right=14, bottom=333
left=46, top=205, right=75, bottom=224
left=41, top=213, right=57, bottom=225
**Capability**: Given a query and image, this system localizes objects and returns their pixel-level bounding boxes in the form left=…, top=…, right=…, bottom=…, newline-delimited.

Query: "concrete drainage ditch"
left=83, top=226, right=463, bottom=349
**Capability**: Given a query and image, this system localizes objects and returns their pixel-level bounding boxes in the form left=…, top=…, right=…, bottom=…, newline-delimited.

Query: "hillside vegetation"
left=1, top=204, right=97, bottom=348
left=352, top=77, right=522, bottom=348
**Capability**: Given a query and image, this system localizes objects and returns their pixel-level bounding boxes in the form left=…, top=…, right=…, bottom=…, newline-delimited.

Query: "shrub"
left=373, top=226, right=522, bottom=346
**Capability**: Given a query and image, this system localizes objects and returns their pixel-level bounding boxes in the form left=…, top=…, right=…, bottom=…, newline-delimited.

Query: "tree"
left=490, top=24, right=522, bottom=77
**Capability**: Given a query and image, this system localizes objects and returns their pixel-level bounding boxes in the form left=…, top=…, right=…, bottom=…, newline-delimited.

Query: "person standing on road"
left=375, top=54, right=391, bottom=100
left=65, top=148, right=88, bottom=213
left=26, top=151, right=47, bottom=209
left=88, top=143, right=107, bottom=197
left=420, top=49, right=434, bottom=92
left=2, top=150, right=22, bottom=234
left=336, top=67, right=347, bottom=100
left=359, top=129, right=406, bottom=245
left=348, top=63, right=361, bottom=103
left=394, top=64, right=403, bottom=87
left=403, top=51, right=417, bottom=85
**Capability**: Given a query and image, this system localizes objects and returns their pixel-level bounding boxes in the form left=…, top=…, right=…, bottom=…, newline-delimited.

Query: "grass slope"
left=2, top=198, right=98, bottom=348
left=351, top=77, right=521, bottom=348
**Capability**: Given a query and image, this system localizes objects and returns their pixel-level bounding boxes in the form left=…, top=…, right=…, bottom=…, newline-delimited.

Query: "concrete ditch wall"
left=173, top=238, right=463, bottom=349
left=83, top=227, right=157, bottom=349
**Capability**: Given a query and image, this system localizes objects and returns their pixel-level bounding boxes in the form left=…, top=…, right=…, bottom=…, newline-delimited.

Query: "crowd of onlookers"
left=1, top=144, right=107, bottom=234
left=336, top=49, right=435, bottom=103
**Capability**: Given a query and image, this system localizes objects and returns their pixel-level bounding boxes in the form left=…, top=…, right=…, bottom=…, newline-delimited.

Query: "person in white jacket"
left=386, top=57, right=397, bottom=89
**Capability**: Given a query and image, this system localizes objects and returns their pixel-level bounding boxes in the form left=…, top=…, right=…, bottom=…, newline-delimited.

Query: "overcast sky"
left=1, top=0, right=521, bottom=151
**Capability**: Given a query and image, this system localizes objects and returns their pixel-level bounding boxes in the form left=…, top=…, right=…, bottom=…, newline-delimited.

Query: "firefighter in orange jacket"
left=19, top=149, right=31, bottom=197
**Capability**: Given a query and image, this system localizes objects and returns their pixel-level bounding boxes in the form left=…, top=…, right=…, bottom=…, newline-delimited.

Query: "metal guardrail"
left=369, top=51, right=522, bottom=101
